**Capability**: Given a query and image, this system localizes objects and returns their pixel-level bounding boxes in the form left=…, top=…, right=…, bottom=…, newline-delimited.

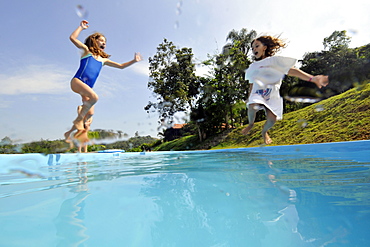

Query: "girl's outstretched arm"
left=104, top=52, right=143, bottom=69
left=288, top=67, right=329, bottom=88
left=70, top=20, right=89, bottom=53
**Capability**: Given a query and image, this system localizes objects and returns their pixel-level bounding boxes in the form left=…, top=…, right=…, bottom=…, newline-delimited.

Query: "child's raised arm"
left=104, top=52, right=143, bottom=69
left=70, top=20, right=89, bottom=53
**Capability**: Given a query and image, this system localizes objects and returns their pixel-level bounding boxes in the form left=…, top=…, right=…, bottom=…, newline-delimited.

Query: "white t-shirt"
left=245, top=56, right=297, bottom=120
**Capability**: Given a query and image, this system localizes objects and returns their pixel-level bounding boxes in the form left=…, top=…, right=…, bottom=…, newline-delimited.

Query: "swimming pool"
left=0, top=140, right=369, bottom=247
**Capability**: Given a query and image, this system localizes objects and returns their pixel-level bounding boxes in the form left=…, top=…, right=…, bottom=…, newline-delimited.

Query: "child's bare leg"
left=242, top=104, right=259, bottom=135
left=64, top=105, right=84, bottom=140
left=64, top=127, right=75, bottom=141
left=73, top=103, right=94, bottom=130
left=262, top=109, right=277, bottom=145
left=70, top=78, right=98, bottom=130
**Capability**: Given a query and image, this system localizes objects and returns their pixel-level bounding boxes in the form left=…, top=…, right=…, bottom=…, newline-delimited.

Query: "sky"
left=0, top=0, right=369, bottom=143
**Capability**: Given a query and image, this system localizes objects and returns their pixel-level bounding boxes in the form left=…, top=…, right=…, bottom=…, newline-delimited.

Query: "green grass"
left=155, top=83, right=370, bottom=151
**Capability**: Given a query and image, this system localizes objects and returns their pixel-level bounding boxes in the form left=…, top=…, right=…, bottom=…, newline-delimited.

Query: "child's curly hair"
left=252, top=36, right=286, bottom=60
left=84, top=32, right=110, bottom=58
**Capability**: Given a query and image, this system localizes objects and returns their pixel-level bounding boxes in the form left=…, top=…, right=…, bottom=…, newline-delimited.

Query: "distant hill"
left=154, top=83, right=370, bottom=151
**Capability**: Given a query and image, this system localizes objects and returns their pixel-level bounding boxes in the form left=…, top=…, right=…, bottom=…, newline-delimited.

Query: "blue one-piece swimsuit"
left=73, top=54, right=103, bottom=88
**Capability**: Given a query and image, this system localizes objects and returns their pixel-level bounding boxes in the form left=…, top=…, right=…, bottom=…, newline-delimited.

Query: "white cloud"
left=0, top=64, right=71, bottom=95
left=131, top=61, right=150, bottom=77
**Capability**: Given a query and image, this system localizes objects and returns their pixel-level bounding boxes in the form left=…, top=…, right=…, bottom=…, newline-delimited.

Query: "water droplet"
left=297, top=119, right=308, bottom=128
left=176, top=0, right=183, bottom=15
left=347, top=28, right=358, bottom=35
left=76, top=5, right=88, bottom=18
left=285, top=96, right=321, bottom=103
left=174, top=21, right=179, bottom=29
left=314, top=105, right=324, bottom=112
left=252, top=105, right=264, bottom=111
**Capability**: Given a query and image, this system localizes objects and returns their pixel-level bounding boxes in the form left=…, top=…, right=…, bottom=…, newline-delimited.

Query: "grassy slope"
left=155, top=83, right=370, bottom=151
left=216, top=83, right=370, bottom=149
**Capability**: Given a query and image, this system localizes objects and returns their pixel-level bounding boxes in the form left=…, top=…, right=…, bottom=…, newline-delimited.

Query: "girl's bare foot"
left=241, top=125, right=253, bottom=135
left=64, top=131, right=71, bottom=141
left=262, top=131, right=272, bottom=145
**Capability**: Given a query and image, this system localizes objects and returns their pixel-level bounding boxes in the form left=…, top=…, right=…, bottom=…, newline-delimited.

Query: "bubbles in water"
left=297, top=119, right=308, bottom=128
left=314, top=104, right=325, bottom=112
left=76, top=5, right=88, bottom=18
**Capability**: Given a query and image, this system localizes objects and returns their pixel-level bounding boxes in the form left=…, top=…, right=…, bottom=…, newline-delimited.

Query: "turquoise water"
left=0, top=140, right=369, bottom=247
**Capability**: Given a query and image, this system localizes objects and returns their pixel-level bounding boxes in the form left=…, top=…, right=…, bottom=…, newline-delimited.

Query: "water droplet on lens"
left=297, top=119, right=308, bottom=128
left=348, top=28, right=358, bottom=35
left=76, top=5, right=88, bottom=18
left=174, top=21, right=179, bottom=29
left=252, top=105, right=264, bottom=111
left=314, top=105, right=324, bottom=112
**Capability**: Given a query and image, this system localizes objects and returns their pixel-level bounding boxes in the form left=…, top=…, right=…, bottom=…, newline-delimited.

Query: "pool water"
left=0, top=140, right=369, bottom=247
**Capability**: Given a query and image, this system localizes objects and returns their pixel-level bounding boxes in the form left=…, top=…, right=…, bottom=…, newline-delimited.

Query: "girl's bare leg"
left=64, top=104, right=94, bottom=139
left=262, top=109, right=277, bottom=145
left=241, top=103, right=260, bottom=135
left=70, top=78, right=98, bottom=130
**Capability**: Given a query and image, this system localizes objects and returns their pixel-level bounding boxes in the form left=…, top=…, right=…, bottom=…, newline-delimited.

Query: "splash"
left=174, top=0, right=183, bottom=29
left=76, top=5, right=88, bottom=18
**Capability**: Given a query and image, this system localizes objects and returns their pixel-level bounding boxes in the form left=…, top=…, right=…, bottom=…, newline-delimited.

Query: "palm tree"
left=215, top=28, right=257, bottom=128
left=225, top=28, right=257, bottom=57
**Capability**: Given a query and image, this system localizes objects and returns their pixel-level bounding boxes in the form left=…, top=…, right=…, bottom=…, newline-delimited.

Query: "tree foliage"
left=300, top=30, right=370, bottom=97
left=189, top=29, right=257, bottom=139
left=146, top=39, right=199, bottom=122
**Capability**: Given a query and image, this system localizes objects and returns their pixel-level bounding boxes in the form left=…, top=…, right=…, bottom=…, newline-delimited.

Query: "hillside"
left=155, top=83, right=370, bottom=151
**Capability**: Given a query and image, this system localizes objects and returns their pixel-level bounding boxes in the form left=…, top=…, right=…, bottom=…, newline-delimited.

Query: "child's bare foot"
left=64, top=131, right=74, bottom=143
left=241, top=125, right=253, bottom=135
left=262, top=131, right=272, bottom=145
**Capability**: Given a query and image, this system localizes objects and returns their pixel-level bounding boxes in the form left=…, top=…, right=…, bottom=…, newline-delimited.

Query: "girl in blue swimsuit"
left=64, top=20, right=142, bottom=146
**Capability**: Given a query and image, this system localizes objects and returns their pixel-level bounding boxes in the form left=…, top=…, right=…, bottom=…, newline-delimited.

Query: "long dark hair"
left=84, top=32, right=110, bottom=58
left=252, top=36, right=286, bottom=60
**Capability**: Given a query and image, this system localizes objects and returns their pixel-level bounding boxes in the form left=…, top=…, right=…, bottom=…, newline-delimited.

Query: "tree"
left=146, top=39, right=199, bottom=125
left=323, top=30, right=351, bottom=51
left=199, top=29, right=256, bottom=129
left=300, top=30, right=369, bottom=97
left=1, top=136, right=12, bottom=145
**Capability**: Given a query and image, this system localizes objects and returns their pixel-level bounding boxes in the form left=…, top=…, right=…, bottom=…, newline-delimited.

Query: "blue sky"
left=0, top=0, right=369, bottom=143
